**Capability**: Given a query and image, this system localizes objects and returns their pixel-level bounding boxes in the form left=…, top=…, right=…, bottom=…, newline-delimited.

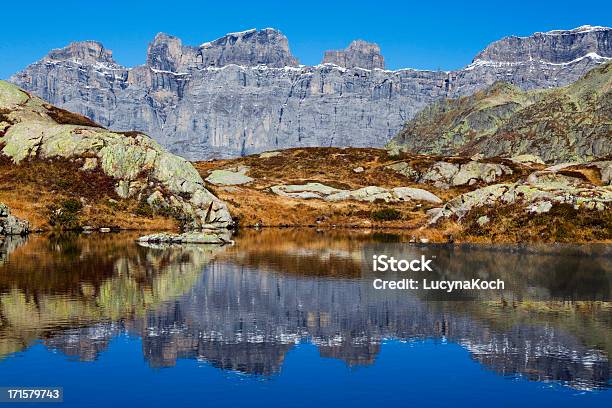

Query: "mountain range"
left=9, top=25, right=612, bottom=160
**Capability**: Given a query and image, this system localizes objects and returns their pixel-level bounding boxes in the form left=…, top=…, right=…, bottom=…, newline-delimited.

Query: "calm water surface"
left=0, top=230, right=610, bottom=407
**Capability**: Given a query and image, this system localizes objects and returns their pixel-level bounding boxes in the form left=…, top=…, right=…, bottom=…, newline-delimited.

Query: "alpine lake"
left=0, top=229, right=609, bottom=407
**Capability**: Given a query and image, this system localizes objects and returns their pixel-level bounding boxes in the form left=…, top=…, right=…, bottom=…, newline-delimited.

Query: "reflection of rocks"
left=0, top=232, right=609, bottom=389
left=44, top=323, right=119, bottom=362
left=128, top=260, right=609, bottom=387
left=0, top=235, right=27, bottom=265
left=319, top=343, right=380, bottom=366
left=0, top=234, right=225, bottom=359
left=142, top=333, right=293, bottom=374
left=463, top=326, right=609, bottom=389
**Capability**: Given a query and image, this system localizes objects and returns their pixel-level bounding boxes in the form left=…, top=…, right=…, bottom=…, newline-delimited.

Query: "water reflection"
left=0, top=230, right=610, bottom=391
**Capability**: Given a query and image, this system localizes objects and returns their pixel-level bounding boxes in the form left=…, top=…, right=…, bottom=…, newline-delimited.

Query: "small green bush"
left=134, top=199, right=154, bottom=218
left=371, top=208, right=402, bottom=221
left=48, top=198, right=83, bottom=229
left=61, top=198, right=83, bottom=213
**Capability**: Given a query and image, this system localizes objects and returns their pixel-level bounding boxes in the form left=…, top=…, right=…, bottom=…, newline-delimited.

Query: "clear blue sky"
left=1, top=0, right=610, bottom=79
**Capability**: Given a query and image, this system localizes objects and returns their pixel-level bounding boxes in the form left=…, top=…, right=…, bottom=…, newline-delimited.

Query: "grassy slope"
left=389, top=61, right=612, bottom=162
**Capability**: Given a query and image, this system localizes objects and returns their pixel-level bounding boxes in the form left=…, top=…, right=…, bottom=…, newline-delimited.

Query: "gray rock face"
left=10, top=26, right=612, bottom=160
left=322, top=40, right=385, bottom=69
left=146, top=29, right=298, bottom=72
left=474, top=25, right=611, bottom=64
left=46, top=41, right=117, bottom=65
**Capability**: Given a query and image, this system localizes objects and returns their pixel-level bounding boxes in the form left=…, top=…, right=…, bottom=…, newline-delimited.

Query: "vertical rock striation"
left=10, top=26, right=612, bottom=160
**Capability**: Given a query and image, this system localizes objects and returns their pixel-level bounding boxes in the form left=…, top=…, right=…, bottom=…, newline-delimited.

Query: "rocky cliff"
left=387, top=60, right=612, bottom=162
left=10, top=26, right=612, bottom=160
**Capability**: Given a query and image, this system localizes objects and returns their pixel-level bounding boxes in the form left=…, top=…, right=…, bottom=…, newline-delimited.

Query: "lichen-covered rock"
left=137, top=230, right=233, bottom=244
left=391, top=187, right=443, bottom=204
left=259, top=151, right=281, bottom=158
left=420, top=162, right=459, bottom=189
left=589, top=161, right=612, bottom=185
left=326, top=186, right=391, bottom=202
left=0, top=81, right=232, bottom=229
left=476, top=215, right=490, bottom=226
left=205, top=167, right=253, bottom=186
left=270, top=183, right=342, bottom=198
left=418, top=160, right=513, bottom=188
left=527, top=201, right=553, bottom=214
left=429, top=179, right=611, bottom=224
left=80, top=157, right=98, bottom=171
left=386, top=161, right=419, bottom=179
left=0, top=204, right=29, bottom=236
left=510, top=154, right=545, bottom=165
left=269, top=183, right=441, bottom=204
left=451, top=161, right=513, bottom=186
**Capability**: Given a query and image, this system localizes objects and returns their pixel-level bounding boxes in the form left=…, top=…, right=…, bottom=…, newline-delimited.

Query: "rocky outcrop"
left=0, top=81, right=232, bottom=229
left=388, top=60, right=612, bottom=163
left=386, top=159, right=514, bottom=189
left=10, top=26, right=611, bottom=160
left=0, top=204, right=29, bottom=235
left=429, top=171, right=611, bottom=224
left=270, top=183, right=442, bottom=203
left=322, top=40, right=385, bottom=69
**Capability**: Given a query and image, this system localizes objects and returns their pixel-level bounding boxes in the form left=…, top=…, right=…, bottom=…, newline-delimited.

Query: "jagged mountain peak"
left=197, top=28, right=299, bottom=67
left=473, top=25, right=612, bottom=65
left=145, top=28, right=299, bottom=71
left=322, top=39, right=385, bottom=69
left=10, top=25, right=612, bottom=160
left=537, top=25, right=610, bottom=36
left=146, top=32, right=189, bottom=72
left=45, top=41, right=117, bottom=66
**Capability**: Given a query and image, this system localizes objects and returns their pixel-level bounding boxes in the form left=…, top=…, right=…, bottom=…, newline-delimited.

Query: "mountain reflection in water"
left=0, top=230, right=610, bottom=392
